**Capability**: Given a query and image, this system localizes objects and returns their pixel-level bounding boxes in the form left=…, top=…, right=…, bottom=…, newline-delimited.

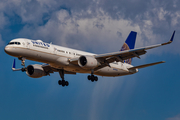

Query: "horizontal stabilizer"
left=128, top=61, right=165, bottom=70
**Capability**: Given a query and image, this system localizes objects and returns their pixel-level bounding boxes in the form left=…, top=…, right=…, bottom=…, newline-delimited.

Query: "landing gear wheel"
left=91, top=79, right=94, bottom=82
left=88, top=75, right=91, bottom=80
left=91, top=75, right=94, bottom=82
left=62, top=80, right=65, bottom=87
left=95, top=76, right=98, bottom=81
left=87, top=74, right=98, bottom=82
left=58, top=80, right=62, bottom=85
left=65, top=81, right=69, bottom=86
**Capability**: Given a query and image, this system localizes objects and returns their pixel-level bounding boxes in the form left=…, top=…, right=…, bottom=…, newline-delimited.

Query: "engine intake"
left=78, top=56, right=99, bottom=69
left=26, top=64, right=46, bottom=78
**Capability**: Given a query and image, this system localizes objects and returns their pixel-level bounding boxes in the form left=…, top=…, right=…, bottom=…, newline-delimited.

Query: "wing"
left=12, top=60, right=76, bottom=75
left=94, top=31, right=175, bottom=65
left=41, top=64, right=55, bottom=75
left=42, top=64, right=76, bottom=75
left=69, top=31, right=175, bottom=70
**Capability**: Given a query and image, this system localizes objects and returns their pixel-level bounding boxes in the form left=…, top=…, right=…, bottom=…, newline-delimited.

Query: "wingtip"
left=161, top=61, right=166, bottom=63
left=12, top=59, right=16, bottom=69
left=161, top=31, right=175, bottom=45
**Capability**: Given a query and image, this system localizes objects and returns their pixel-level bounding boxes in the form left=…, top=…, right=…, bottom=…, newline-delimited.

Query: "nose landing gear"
left=18, top=57, right=26, bottom=72
left=18, top=57, right=26, bottom=66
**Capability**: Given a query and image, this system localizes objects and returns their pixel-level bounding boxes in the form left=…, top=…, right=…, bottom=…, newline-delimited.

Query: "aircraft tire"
left=91, top=75, right=95, bottom=82
left=65, top=81, right=69, bottom=86
left=62, top=80, right=65, bottom=87
left=58, top=80, right=62, bottom=85
left=88, top=75, right=91, bottom=80
left=95, top=76, right=98, bottom=81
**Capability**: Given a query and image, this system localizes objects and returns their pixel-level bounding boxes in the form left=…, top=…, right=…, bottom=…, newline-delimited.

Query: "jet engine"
left=78, top=56, right=99, bottom=69
left=26, top=64, right=46, bottom=78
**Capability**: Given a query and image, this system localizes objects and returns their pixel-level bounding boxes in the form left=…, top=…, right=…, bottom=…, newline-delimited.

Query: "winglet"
left=12, top=59, right=22, bottom=71
left=162, top=31, right=175, bottom=45
left=170, top=30, right=175, bottom=42
left=12, top=59, right=16, bottom=70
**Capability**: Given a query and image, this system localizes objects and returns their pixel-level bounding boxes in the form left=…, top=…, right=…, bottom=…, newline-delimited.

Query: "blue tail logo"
left=120, top=31, right=137, bottom=64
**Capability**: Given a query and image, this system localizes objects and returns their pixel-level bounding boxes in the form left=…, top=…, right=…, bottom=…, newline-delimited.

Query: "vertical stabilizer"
left=120, top=31, right=137, bottom=64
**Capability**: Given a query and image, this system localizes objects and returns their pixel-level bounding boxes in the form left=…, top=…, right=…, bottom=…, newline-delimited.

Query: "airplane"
left=4, top=31, right=175, bottom=87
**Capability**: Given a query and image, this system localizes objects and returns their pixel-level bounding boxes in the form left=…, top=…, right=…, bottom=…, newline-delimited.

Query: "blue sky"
left=0, top=0, right=180, bottom=120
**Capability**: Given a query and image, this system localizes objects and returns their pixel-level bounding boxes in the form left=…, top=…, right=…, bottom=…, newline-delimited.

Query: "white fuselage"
left=4, top=38, right=138, bottom=77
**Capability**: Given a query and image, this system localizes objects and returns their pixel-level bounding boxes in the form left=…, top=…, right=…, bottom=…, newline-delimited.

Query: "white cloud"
left=171, top=11, right=180, bottom=26
left=18, top=9, right=142, bottom=53
left=0, top=34, right=4, bottom=47
left=16, top=6, right=179, bottom=57
left=167, top=114, right=180, bottom=120
left=0, top=12, right=8, bottom=29
left=157, top=8, right=169, bottom=21
left=0, top=0, right=178, bottom=55
left=88, top=76, right=137, bottom=120
left=1, top=0, right=179, bottom=119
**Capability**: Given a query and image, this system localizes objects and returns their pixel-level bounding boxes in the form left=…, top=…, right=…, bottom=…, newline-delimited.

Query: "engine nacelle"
left=78, top=56, right=99, bottom=69
left=26, top=64, right=46, bottom=78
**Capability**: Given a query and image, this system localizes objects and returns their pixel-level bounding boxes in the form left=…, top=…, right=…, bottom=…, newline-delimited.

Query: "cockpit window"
left=8, top=42, right=13, bottom=45
left=8, top=42, right=21, bottom=45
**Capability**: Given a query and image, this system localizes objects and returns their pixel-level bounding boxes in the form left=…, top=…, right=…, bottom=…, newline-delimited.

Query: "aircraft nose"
left=4, top=46, right=8, bottom=53
left=4, top=46, right=11, bottom=54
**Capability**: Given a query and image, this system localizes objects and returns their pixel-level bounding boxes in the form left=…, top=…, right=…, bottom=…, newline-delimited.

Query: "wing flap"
left=42, top=64, right=76, bottom=75
left=42, top=64, right=55, bottom=73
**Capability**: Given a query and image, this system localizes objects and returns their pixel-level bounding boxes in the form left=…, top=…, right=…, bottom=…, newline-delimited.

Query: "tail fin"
left=120, top=31, right=137, bottom=64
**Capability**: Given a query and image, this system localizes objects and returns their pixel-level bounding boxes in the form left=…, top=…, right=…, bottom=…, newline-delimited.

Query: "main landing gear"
left=88, top=75, right=98, bottom=82
left=87, top=70, right=98, bottom=82
left=58, top=70, right=69, bottom=87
